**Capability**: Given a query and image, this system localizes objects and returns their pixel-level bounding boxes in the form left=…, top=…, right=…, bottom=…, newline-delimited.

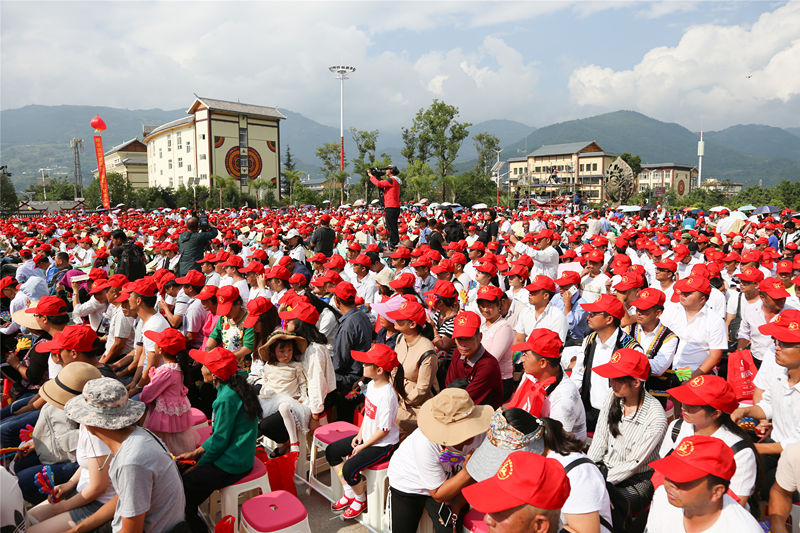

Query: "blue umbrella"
left=754, top=205, right=779, bottom=215
left=738, top=204, right=756, bottom=211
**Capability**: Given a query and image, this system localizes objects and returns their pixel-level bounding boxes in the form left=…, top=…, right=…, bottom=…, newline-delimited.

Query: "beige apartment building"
left=637, top=163, right=698, bottom=197
left=92, top=138, right=149, bottom=189
left=507, top=141, right=617, bottom=201
left=143, top=97, right=285, bottom=196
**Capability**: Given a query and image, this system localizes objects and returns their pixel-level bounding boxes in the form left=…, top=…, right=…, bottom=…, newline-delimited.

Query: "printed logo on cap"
left=497, top=458, right=513, bottom=480
left=611, top=351, right=622, bottom=363
left=790, top=322, right=800, bottom=331
left=676, top=440, right=694, bottom=457
left=640, top=289, right=650, bottom=299
left=774, top=282, right=783, bottom=290
left=690, top=376, right=704, bottom=387
left=457, top=315, right=468, bottom=325
left=400, top=301, right=409, bottom=310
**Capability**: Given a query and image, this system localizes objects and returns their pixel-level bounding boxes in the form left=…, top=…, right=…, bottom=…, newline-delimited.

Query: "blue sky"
left=1, top=1, right=798, bottom=132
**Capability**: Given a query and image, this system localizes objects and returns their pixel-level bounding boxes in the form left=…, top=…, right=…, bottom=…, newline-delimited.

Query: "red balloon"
left=90, top=115, right=107, bottom=132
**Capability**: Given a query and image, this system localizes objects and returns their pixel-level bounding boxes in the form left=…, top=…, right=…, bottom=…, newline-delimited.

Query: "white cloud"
left=568, top=2, right=800, bottom=129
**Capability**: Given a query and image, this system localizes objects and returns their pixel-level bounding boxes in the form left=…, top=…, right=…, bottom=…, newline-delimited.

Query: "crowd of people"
left=0, top=200, right=799, bottom=533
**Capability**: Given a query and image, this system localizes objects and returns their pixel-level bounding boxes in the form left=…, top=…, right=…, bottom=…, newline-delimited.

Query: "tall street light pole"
left=329, top=65, right=355, bottom=204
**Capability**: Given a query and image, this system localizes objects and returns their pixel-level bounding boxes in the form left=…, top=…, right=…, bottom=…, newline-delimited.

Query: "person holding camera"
left=369, top=166, right=401, bottom=251
left=177, top=215, right=218, bottom=277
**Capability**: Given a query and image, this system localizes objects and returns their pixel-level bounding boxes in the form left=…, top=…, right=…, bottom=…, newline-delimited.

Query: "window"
left=199, top=134, right=206, bottom=140
left=239, top=127, right=248, bottom=146
left=187, top=164, right=192, bottom=172
left=177, top=132, right=182, bottom=149
left=240, top=155, right=248, bottom=176
left=199, top=154, right=206, bottom=160
left=534, top=166, right=541, bottom=172
left=168, top=160, right=173, bottom=169
left=580, top=164, right=584, bottom=172
left=169, top=177, right=173, bottom=187
left=186, top=142, right=191, bottom=153
left=200, top=173, right=207, bottom=180
left=592, top=163, right=598, bottom=171
left=178, top=157, right=183, bottom=168
left=178, top=176, right=184, bottom=186
left=160, top=170, right=163, bottom=175
left=159, top=148, right=162, bottom=159
left=167, top=136, right=171, bottom=151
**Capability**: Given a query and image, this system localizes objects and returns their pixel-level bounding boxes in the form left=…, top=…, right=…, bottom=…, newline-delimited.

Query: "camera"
left=370, top=166, right=399, bottom=177
left=198, top=211, right=210, bottom=230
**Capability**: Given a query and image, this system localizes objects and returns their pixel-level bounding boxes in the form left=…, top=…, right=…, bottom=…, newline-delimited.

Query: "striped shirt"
left=587, top=390, right=667, bottom=484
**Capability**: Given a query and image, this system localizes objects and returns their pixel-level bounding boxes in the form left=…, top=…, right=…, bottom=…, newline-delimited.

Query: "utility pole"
left=70, top=138, right=85, bottom=199
left=697, top=131, right=704, bottom=190
left=38, top=168, right=51, bottom=200
left=329, top=65, right=356, bottom=204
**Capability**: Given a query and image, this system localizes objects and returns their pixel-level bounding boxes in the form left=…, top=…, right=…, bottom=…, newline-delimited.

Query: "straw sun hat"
left=417, top=388, right=493, bottom=447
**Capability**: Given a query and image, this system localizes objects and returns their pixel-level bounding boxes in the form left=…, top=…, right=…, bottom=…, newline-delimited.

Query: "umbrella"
left=371, top=199, right=380, bottom=205
left=472, top=203, right=488, bottom=210
left=729, top=211, right=747, bottom=220
left=429, top=202, right=441, bottom=209
left=340, top=204, right=351, bottom=209
left=738, top=204, right=756, bottom=211
left=754, top=205, right=779, bottom=215
left=689, top=209, right=708, bottom=217
left=618, top=205, right=641, bottom=213
left=710, top=206, right=728, bottom=212
left=352, top=199, right=365, bottom=207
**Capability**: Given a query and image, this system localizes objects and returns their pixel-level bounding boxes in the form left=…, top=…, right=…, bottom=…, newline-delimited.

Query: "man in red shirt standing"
left=369, top=166, right=402, bottom=250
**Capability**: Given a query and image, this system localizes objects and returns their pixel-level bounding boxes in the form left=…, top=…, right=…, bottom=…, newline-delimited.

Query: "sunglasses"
left=587, top=311, right=609, bottom=318
left=775, top=340, right=800, bottom=349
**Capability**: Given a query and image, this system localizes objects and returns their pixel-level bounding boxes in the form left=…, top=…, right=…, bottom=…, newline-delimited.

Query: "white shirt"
left=757, top=367, right=800, bottom=445
left=547, top=451, right=612, bottom=532
left=646, top=487, right=762, bottom=533
left=516, top=244, right=559, bottom=279
left=581, top=274, right=610, bottom=303
left=627, top=323, right=678, bottom=376
left=660, top=420, right=757, bottom=498
left=76, top=425, right=116, bottom=504
left=521, top=373, right=587, bottom=442
left=205, top=271, right=221, bottom=287
left=181, top=298, right=208, bottom=349
left=361, top=380, right=399, bottom=447
left=514, top=303, right=568, bottom=342
left=571, top=329, right=623, bottom=410
left=388, top=427, right=481, bottom=496
left=233, top=279, right=250, bottom=303
left=105, top=305, right=135, bottom=355
left=72, top=295, right=108, bottom=331
left=141, top=313, right=169, bottom=366
left=353, top=274, right=379, bottom=305
left=661, top=304, right=728, bottom=371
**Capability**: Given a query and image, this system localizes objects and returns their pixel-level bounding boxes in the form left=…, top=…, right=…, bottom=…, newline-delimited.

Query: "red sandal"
left=343, top=499, right=367, bottom=519
left=331, top=495, right=355, bottom=512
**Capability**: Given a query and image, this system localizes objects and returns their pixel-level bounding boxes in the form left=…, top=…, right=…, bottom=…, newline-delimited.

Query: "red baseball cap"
left=266, top=265, right=291, bottom=281
left=777, top=260, right=793, bottom=274
left=476, top=285, right=504, bottom=302
left=240, top=261, right=265, bottom=275
left=759, top=309, right=800, bottom=343
left=88, top=280, right=111, bottom=295
left=450, top=252, right=467, bottom=265
left=222, top=255, right=244, bottom=268
left=671, top=275, right=711, bottom=302
left=593, top=348, right=649, bottom=380
left=310, top=270, right=342, bottom=287
left=649, top=435, right=735, bottom=483
left=629, top=288, right=666, bottom=310
left=389, top=272, right=416, bottom=290
left=39, top=324, right=98, bottom=353
left=0, top=276, right=17, bottom=291
left=667, top=375, right=738, bottom=413
left=322, top=254, right=345, bottom=269
left=654, top=258, right=677, bottom=272
left=723, top=252, right=741, bottom=263
left=425, top=279, right=457, bottom=299
left=279, top=301, right=320, bottom=325
left=613, top=273, right=644, bottom=292
left=555, top=271, right=581, bottom=287
left=389, top=247, right=412, bottom=259
left=144, top=328, right=187, bottom=356
left=525, top=275, right=556, bottom=293
left=475, top=262, right=498, bottom=276
left=410, top=256, right=432, bottom=269
left=332, top=281, right=357, bottom=302
left=175, top=269, right=206, bottom=287
left=584, top=249, right=605, bottom=263
left=25, top=296, right=68, bottom=317
left=463, top=451, right=570, bottom=513
left=215, top=285, right=240, bottom=316
left=88, top=268, right=108, bottom=281
left=189, top=347, right=238, bottom=381
left=349, top=254, right=372, bottom=267
left=128, top=277, right=158, bottom=298
left=581, top=294, right=625, bottom=320
left=511, top=328, right=563, bottom=359
left=760, top=277, right=790, bottom=299
left=431, top=259, right=455, bottom=274
left=386, top=300, right=427, bottom=326
left=243, top=297, right=274, bottom=328
left=247, top=249, right=268, bottom=261
left=505, top=264, right=529, bottom=279
left=288, top=273, right=306, bottom=285
left=195, top=285, right=218, bottom=301
left=468, top=241, right=486, bottom=251
left=352, top=343, right=400, bottom=372
left=309, top=252, right=327, bottom=263
left=452, top=311, right=482, bottom=338
left=738, top=266, right=764, bottom=283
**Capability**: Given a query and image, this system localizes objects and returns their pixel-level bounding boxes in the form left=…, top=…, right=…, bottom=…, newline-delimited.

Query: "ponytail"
left=174, top=349, right=193, bottom=388
left=540, top=417, right=585, bottom=455
left=392, top=364, right=406, bottom=402
left=608, top=377, right=644, bottom=438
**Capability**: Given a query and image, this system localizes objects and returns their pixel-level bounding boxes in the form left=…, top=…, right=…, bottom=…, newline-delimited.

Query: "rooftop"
left=188, top=97, right=287, bottom=120
left=641, top=163, right=696, bottom=170
left=528, top=141, right=601, bottom=158
left=144, top=116, right=195, bottom=140
left=104, top=138, right=146, bottom=156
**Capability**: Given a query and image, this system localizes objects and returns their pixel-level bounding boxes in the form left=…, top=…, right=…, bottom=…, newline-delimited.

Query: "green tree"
left=619, top=153, right=642, bottom=179
left=403, top=159, right=437, bottom=202
left=350, top=128, right=386, bottom=202
left=26, top=175, right=75, bottom=201
left=133, top=186, right=176, bottom=210
left=283, top=169, right=304, bottom=205
left=316, top=142, right=346, bottom=204
left=401, top=100, right=471, bottom=200
left=0, top=168, right=18, bottom=218
left=284, top=145, right=296, bottom=172
left=473, top=132, right=501, bottom=177
left=84, top=172, right=132, bottom=208
left=451, top=170, right=496, bottom=207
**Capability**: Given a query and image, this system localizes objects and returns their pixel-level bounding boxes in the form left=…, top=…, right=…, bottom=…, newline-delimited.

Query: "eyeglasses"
left=775, top=340, right=800, bottom=349
left=587, top=311, right=608, bottom=318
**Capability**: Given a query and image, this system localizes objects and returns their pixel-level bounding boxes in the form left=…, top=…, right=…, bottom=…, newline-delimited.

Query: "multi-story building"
left=507, top=141, right=617, bottom=201
left=637, top=163, right=698, bottom=197
left=92, top=138, right=148, bottom=189
left=700, top=178, right=744, bottom=198
left=143, top=97, right=285, bottom=196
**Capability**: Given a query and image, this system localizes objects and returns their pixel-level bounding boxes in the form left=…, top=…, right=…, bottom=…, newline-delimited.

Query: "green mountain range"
left=1, top=105, right=797, bottom=189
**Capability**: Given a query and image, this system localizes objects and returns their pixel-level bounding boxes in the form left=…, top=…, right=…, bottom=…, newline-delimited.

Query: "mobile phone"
left=567, top=285, right=578, bottom=297
left=437, top=502, right=454, bottom=527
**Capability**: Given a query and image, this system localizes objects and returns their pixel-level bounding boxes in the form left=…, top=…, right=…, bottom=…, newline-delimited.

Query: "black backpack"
left=118, top=242, right=146, bottom=281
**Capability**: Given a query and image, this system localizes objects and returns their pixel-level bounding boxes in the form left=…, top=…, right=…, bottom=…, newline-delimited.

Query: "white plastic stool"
left=307, top=421, right=358, bottom=501
left=241, top=490, right=311, bottom=533
left=208, top=460, right=271, bottom=531
left=358, top=458, right=390, bottom=532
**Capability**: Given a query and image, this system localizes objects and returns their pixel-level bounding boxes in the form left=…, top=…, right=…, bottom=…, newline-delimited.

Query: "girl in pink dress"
left=140, top=328, right=195, bottom=455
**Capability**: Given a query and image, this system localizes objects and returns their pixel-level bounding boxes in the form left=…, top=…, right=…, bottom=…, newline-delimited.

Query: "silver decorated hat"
left=64, top=377, right=145, bottom=430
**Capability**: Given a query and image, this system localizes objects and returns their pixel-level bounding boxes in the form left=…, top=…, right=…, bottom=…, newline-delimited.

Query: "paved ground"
left=296, top=480, right=368, bottom=533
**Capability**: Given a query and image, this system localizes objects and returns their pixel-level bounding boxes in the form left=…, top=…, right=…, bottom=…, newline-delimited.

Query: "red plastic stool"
left=463, top=508, right=488, bottom=533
